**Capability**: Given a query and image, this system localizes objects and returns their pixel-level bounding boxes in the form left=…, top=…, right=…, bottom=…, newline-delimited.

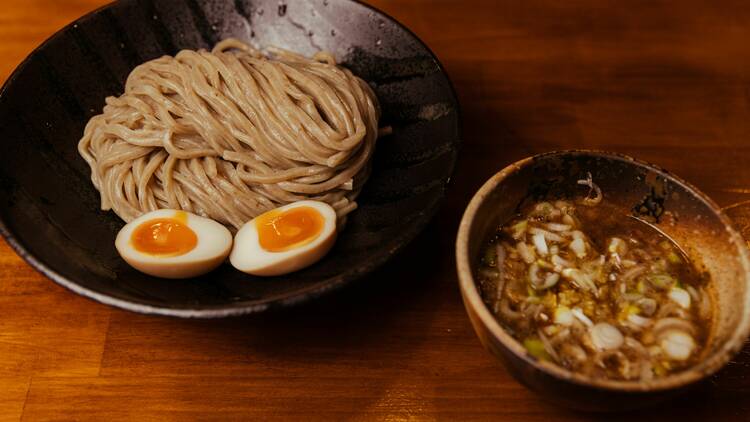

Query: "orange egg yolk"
left=131, top=211, right=197, bottom=257
left=256, top=206, right=325, bottom=252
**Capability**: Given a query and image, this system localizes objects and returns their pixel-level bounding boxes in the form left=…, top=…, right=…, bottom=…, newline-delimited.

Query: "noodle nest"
left=78, top=38, right=380, bottom=230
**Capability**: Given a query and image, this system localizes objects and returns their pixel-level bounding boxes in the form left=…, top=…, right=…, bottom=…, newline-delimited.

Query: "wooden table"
left=2, top=0, right=750, bottom=420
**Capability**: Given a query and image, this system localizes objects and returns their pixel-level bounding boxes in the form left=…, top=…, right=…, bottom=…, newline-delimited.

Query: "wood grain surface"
left=2, top=0, right=750, bottom=420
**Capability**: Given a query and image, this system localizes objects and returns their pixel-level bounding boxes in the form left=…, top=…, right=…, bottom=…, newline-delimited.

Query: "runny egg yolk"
left=130, top=211, right=198, bottom=256
left=256, top=206, right=325, bottom=252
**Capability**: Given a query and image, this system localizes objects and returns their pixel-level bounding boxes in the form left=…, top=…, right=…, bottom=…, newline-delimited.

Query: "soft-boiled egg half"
left=116, top=209, right=232, bottom=279
left=230, top=200, right=337, bottom=276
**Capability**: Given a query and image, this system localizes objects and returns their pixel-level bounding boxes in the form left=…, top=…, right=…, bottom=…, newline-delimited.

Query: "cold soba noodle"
left=477, top=176, right=712, bottom=381
left=79, top=39, right=380, bottom=230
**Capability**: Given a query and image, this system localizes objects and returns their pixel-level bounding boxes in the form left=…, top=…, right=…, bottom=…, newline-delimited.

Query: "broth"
left=477, top=197, right=712, bottom=381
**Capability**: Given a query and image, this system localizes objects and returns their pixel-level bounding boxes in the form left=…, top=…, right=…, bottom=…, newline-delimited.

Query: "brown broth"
left=477, top=200, right=712, bottom=381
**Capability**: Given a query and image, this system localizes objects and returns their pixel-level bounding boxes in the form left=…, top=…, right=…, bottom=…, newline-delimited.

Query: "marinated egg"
left=115, top=209, right=232, bottom=279
left=229, top=201, right=337, bottom=276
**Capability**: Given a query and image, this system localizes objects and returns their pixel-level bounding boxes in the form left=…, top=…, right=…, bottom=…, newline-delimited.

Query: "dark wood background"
left=2, top=0, right=750, bottom=420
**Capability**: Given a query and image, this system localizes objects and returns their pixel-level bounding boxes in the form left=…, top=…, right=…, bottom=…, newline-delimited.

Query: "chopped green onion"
left=667, top=252, right=681, bottom=265
left=542, top=292, right=558, bottom=309
left=618, top=304, right=641, bottom=321
left=636, top=280, right=646, bottom=294
left=534, top=202, right=555, bottom=217
left=510, top=220, right=528, bottom=240
left=483, top=247, right=497, bottom=267
left=523, top=338, right=550, bottom=360
left=536, top=259, right=554, bottom=270
left=647, top=274, right=675, bottom=290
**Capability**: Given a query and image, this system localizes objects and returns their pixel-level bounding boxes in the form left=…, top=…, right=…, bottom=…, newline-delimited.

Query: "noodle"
left=78, top=39, right=380, bottom=229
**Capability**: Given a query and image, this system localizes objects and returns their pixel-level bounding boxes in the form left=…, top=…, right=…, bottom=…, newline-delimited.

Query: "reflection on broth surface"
left=477, top=192, right=712, bottom=381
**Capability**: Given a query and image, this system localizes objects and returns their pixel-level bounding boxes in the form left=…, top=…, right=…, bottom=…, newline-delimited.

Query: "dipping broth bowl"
left=455, top=150, right=750, bottom=411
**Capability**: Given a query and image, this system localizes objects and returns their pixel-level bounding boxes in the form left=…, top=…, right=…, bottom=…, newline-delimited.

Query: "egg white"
left=229, top=201, right=337, bottom=276
left=115, top=209, right=233, bottom=279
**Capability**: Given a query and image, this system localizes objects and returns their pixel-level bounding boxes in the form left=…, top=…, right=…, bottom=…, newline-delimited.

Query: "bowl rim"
left=0, top=0, right=462, bottom=318
left=455, top=149, right=750, bottom=392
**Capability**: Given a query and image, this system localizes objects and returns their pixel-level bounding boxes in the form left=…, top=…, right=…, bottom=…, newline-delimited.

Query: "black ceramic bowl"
left=0, top=0, right=460, bottom=317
